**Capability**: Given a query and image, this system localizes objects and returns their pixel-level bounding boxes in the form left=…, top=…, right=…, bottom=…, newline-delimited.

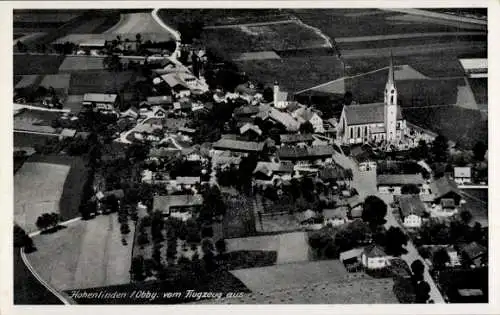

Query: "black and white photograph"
left=8, top=3, right=491, bottom=307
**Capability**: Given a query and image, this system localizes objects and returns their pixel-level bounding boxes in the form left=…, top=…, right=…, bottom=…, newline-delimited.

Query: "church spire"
left=387, top=51, right=395, bottom=87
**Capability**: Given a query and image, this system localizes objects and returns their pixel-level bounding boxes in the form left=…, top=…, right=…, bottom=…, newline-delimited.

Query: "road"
left=203, top=19, right=295, bottom=29
left=332, top=151, right=446, bottom=303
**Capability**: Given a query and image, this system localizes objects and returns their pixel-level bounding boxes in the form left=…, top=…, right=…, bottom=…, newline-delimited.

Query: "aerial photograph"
left=12, top=7, right=488, bottom=305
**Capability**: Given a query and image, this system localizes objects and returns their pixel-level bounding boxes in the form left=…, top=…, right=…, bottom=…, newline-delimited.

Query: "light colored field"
left=335, top=31, right=485, bottom=43
left=232, top=51, right=281, bottom=61
left=40, top=74, right=71, bottom=90
left=14, top=162, right=70, bottom=233
left=14, top=75, right=39, bottom=89
left=104, top=13, right=172, bottom=40
left=13, top=32, right=47, bottom=45
left=276, top=232, right=309, bottom=264
left=226, top=235, right=280, bottom=252
left=26, top=213, right=135, bottom=291
left=58, top=56, right=105, bottom=71
left=387, top=14, right=486, bottom=30
left=231, top=260, right=349, bottom=292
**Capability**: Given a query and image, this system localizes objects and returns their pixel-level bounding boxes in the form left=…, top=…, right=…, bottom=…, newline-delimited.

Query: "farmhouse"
left=398, top=195, right=426, bottom=228
left=361, top=244, right=391, bottom=270
left=346, top=195, right=364, bottom=219
left=292, top=106, right=324, bottom=133
left=429, top=177, right=462, bottom=206
left=377, top=174, right=425, bottom=194
left=257, top=106, right=300, bottom=132
left=454, top=167, right=472, bottom=185
left=82, top=93, right=118, bottom=113
left=145, top=95, right=173, bottom=107
left=212, top=139, right=265, bottom=154
left=336, top=58, right=406, bottom=146
left=153, top=194, right=204, bottom=217
left=340, top=247, right=364, bottom=270
left=277, top=145, right=335, bottom=162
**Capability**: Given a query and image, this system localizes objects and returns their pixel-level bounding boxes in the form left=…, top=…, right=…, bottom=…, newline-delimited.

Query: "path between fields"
left=335, top=31, right=486, bottom=43
left=203, top=19, right=296, bottom=29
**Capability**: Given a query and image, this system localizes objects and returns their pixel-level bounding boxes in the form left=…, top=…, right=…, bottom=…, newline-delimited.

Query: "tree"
left=384, top=227, right=408, bottom=256
left=120, top=223, right=130, bottom=235
left=459, top=210, right=473, bottom=225
left=299, top=121, right=315, bottom=134
left=14, top=225, right=35, bottom=252
left=431, top=135, right=449, bottom=163
left=215, top=238, right=227, bottom=255
left=335, top=219, right=371, bottom=251
left=263, top=87, right=273, bottom=103
left=130, top=256, right=145, bottom=281
left=362, top=196, right=387, bottom=228
left=473, top=141, right=487, bottom=161
left=411, top=260, right=425, bottom=283
left=401, top=184, right=421, bottom=195
left=343, top=91, right=353, bottom=105
left=415, top=280, right=431, bottom=303
left=35, top=212, right=60, bottom=231
left=432, top=247, right=450, bottom=270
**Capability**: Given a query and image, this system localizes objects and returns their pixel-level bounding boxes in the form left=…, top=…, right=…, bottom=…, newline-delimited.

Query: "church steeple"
left=384, top=52, right=398, bottom=144
left=387, top=51, right=395, bottom=88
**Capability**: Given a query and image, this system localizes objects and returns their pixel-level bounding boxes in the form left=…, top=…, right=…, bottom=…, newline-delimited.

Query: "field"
left=58, top=56, right=106, bottom=72
left=14, top=162, right=70, bottom=233
left=468, top=78, right=487, bottom=105
left=14, top=249, right=63, bottom=305
left=158, top=9, right=291, bottom=27
left=223, top=195, right=256, bottom=239
left=292, top=9, right=486, bottom=39
left=235, top=55, right=344, bottom=93
left=26, top=213, right=135, bottom=291
left=14, top=109, right=61, bottom=134
left=104, top=13, right=171, bottom=39
left=14, top=132, right=58, bottom=148
left=14, top=54, right=67, bottom=76
left=201, top=21, right=327, bottom=53
left=68, top=70, right=136, bottom=95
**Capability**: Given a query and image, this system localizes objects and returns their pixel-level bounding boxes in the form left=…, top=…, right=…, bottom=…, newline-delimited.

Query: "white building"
left=454, top=167, right=472, bottom=185
left=361, top=244, right=391, bottom=270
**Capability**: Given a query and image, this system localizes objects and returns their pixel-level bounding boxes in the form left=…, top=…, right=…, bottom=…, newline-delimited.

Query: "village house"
left=252, top=161, right=294, bottom=188
left=339, top=247, right=364, bottom=271
left=457, top=242, right=487, bottom=268
left=279, top=133, right=314, bottom=147
left=336, top=58, right=407, bottom=147
left=256, top=105, right=300, bottom=132
left=292, top=106, right=325, bottom=133
left=346, top=195, right=364, bottom=219
left=454, top=167, right=472, bottom=185
left=240, top=123, right=263, bottom=140
left=82, top=93, right=118, bottom=113
left=376, top=174, right=425, bottom=194
left=161, top=73, right=192, bottom=98
left=429, top=177, right=463, bottom=207
left=397, top=194, right=427, bottom=228
left=277, top=145, right=335, bottom=164
left=169, top=176, right=201, bottom=192
left=120, top=106, right=139, bottom=120
left=212, top=138, right=265, bottom=154
left=144, top=95, right=173, bottom=108
left=361, top=244, right=391, bottom=270
left=323, top=208, right=348, bottom=227
left=153, top=194, right=204, bottom=220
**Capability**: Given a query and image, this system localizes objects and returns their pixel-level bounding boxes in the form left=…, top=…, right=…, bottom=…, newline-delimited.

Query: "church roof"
left=343, top=103, right=403, bottom=125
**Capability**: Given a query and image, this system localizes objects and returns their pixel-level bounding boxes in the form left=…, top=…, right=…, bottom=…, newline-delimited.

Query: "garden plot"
left=14, top=54, right=66, bottom=76
left=14, top=162, right=70, bottom=233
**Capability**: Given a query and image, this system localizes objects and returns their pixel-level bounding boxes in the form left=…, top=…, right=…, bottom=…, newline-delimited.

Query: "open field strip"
left=336, top=31, right=486, bottom=43
left=204, top=19, right=296, bottom=29
left=382, top=8, right=487, bottom=26
left=26, top=213, right=135, bottom=291
left=14, top=162, right=70, bottom=233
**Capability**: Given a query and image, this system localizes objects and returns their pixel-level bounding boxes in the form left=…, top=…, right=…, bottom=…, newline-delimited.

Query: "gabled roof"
left=153, top=194, right=203, bottom=214
left=377, top=174, right=424, bottom=186
left=339, top=247, right=364, bottom=262
left=278, top=145, right=335, bottom=160
left=457, top=241, right=487, bottom=260
left=260, top=107, right=300, bottom=132
left=234, top=106, right=260, bottom=116
left=212, top=139, right=265, bottom=153
left=253, top=161, right=294, bottom=176
left=363, top=244, right=387, bottom=258
left=240, top=123, right=263, bottom=136
left=346, top=195, right=363, bottom=209
left=399, top=195, right=426, bottom=217
left=441, top=198, right=456, bottom=208
left=146, top=95, right=173, bottom=105
left=430, top=177, right=461, bottom=199
left=323, top=208, right=347, bottom=220
left=343, top=103, right=403, bottom=125
left=83, top=93, right=117, bottom=103
left=280, top=133, right=314, bottom=144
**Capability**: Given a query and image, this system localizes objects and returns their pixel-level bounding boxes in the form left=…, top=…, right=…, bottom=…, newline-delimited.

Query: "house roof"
left=83, top=93, right=117, bottom=103
left=153, top=194, right=203, bottom=214
left=146, top=95, right=173, bottom=105
left=339, top=247, right=364, bottom=261
left=430, top=177, right=461, bottom=199
left=363, top=244, right=387, bottom=258
left=280, top=133, right=314, bottom=144
left=240, top=123, right=263, bottom=136
left=278, top=145, right=335, bottom=160
left=79, top=39, right=106, bottom=47
left=266, top=108, right=300, bottom=132
left=293, top=107, right=318, bottom=122
left=149, top=147, right=181, bottom=158
left=454, top=167, right=471, bottom=178
left=60, top=128, right=77, bottom=138
left=234, top=105, right=260, bottom=116
left=346, top=195, right=363, bottom=209
left=178, top=127, right=196, bottom=134
left=323, top=208, right=347, bottom=220
left=457, top=241, right=487, bottom=260
left=213, top=139, right=265, bottom=153
left=235, top=83, right=258, bottom=96
left=398, top=195, right=426, bottom=217
left=174, top=177, right=200, bottom=185
left=343, top=103, right=403, bottom=125
left=377, top=174, right=424, bottom=186
left=441, top=198, right=456, bottom=208
left=161, top=73, right=190, bottom=90
left=319, top=166, right=347, bottom=181
left=253, top=161, right=294, bottom=176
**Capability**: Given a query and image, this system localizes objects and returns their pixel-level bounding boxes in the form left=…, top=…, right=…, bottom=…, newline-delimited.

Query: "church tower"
left=384, top=53, right=398, bottom=143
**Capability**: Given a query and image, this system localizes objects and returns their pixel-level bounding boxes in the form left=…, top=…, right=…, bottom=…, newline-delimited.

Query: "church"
left=336, top=57, right=407, bottom=146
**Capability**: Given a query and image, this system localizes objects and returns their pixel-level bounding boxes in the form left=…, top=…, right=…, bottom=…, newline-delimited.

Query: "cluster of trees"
left=410, top=260, right=432, bottom=303
left=14, top=225, right=36, bottom=253
left=35, top=212, right=61, bottom=232
left=199, top=185, right=227, bottom=223
left=415, top=212, right=486, bottom=247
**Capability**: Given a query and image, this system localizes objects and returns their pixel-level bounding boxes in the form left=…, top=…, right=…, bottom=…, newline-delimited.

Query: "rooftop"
left=398, top=194, right=426, bottom=217
left=377, top=174, right=425, bottom=186
left=153, top=194, right=203, bottom=214
left=83, top=93, right=117, bottom=103
left=430, top=177, right=461, bottom=199
left=213, top=139, right=265, bottom=153
left=280, top=133, right=314, bottom=144
left=344, top=103, right=403, bottom=125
